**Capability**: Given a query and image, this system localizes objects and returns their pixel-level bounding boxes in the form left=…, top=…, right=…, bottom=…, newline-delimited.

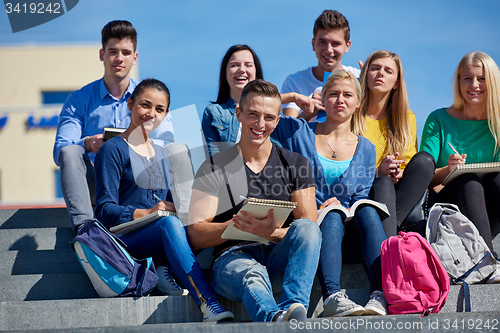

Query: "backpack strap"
left=454, top=252, right=492, bottom=312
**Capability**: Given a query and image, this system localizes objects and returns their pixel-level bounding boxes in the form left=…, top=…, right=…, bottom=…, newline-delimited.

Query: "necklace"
left=321, top=123, right=349, bottom=159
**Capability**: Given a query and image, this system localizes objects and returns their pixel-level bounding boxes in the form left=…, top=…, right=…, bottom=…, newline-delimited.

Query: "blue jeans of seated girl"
left=210, top=218, right=321, bottom=322
left=120, top=216, right=214, bottom=306
left=317, top=206, right=386, bottom=298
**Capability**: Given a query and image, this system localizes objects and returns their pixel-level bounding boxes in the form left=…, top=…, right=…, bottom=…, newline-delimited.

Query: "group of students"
left=53, top=10, right=500, bottom=324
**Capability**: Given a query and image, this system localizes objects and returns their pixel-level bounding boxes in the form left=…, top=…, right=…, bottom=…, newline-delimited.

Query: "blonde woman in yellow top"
left=353, top=50, right=435, bottom=237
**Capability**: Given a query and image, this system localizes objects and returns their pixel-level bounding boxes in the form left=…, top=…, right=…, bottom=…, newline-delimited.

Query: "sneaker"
left=272, top=303, right=307, bottom=322
left=283, top=303, right=307, bottom=322
left=200, top=297, right=234, bottom=322
left=364, top=291, right=388, bottom=316
left=156, top=265, right=183, bottom=296
left=322, top=291, right=364, bottom=317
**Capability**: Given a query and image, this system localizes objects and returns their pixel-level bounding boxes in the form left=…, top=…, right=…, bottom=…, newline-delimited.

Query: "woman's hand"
left=389, top=166, right=403, bottom=184
left=133, top=200, right=176, bottom=220
left=151, top=200, right=176, bottom=213
left=447, top=153, right=467, bottom=173
left=377, top=152, right=405, bottom=177
left=320, top=197, right=342, bottom=209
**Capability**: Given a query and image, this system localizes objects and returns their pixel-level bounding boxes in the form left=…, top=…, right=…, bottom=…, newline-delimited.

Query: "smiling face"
left=236, top=93, right=281, bottom=147
left=100, top=37, right=138, bottom=81
left=127, top=88, right=169, bottom=135
left=226, top=50, right=257, bottom=101
left=312, top=28, right=351, bottom=73
left=459, top=64, right=487, bottom=107
left=366, top=57, right=399, bottom=95
left=323, top=79, right=359, bottom=123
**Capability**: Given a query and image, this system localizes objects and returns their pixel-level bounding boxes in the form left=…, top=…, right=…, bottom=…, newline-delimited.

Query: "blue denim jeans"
left=210, top=218, right=321, bottom=322
left=59, top=145, right=95, bottom=234
left=318, top=206, right=386, bottom=298
left=121, top=216, right=215, bottom=306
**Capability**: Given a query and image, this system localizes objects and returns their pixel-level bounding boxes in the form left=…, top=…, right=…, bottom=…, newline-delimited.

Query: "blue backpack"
left=72, top=219, right=159, bottom=297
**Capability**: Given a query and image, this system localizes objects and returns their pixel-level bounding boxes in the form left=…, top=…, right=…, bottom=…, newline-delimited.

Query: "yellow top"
left=364, top=111, right=418, bottom=169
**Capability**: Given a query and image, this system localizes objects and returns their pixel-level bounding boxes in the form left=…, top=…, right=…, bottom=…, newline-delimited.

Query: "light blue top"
left=271, top=116, right=377, bottom=208
left=53, top=77, right=138, bottom=165
left=317, top=153, right=352, bottom=187
left=201, top=98, right=240, bottom=157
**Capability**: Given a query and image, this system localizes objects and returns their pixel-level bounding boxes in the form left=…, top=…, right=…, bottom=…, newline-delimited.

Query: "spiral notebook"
left=442, top=162, right=500, bottom=185
left=220, top=197, right=297, bottom=244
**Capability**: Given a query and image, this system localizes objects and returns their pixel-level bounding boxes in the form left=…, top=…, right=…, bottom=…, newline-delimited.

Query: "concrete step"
left=0, top=208, right=69, bottom=229
left=0, top=295, right=248, bottom=331
left=1, top=285, right=499, bottom=331
left=0, top=227, right=73, bottom=251
left=0, top=249, right=83, bottom=276
left=7, top=312, right=500, bottom=333
left=0, top=263, right=369, bottom=301
left=0, top=273, right=98, bottom=301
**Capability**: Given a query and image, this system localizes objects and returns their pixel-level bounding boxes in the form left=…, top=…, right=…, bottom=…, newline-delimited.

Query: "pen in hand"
left=153, top=193, right=162, bottom=202
left=447, top=142, right=461, bottom=155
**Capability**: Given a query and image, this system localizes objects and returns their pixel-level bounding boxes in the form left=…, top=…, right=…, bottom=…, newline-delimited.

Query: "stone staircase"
left=1, top=207, right=499, bottom=332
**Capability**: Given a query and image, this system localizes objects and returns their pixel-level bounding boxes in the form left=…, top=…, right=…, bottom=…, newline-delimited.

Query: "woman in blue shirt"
left=94, top=79, right=233, bottom=322
left=202, top=45, right=263, bottom=157
left=202, top=44, right=322, bottom=157
left=272, top=70, right=388, bottom=317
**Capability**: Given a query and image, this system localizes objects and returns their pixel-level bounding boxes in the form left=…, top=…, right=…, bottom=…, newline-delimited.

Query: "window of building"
left=42, top=91, right=72, bottom=105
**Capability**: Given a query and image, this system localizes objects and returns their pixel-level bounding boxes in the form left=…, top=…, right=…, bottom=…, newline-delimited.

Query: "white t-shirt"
left=281, top=65, right=361, bottom=114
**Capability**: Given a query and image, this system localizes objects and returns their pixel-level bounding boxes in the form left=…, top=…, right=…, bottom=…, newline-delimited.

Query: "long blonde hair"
left=353, top=50, right=412, bottom=157
left=452, top=52, right=500, bottom=153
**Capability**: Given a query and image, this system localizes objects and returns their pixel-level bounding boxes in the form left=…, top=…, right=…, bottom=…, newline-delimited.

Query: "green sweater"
left=420, top=108, right=499, bottom=168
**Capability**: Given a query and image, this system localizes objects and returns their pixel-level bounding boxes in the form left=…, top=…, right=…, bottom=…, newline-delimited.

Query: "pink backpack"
left=381, top=231, right=450, bottom=315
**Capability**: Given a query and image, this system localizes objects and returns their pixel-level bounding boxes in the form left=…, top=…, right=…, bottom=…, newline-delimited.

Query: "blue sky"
left=1, top=0, right=499, bottom=149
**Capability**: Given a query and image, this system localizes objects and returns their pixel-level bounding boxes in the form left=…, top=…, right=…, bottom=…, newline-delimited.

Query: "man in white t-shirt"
left=282, top=10, right=361, bottom=121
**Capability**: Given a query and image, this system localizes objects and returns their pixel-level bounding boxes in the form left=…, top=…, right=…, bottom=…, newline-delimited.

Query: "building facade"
left=0, top=44, right=139, bottom=204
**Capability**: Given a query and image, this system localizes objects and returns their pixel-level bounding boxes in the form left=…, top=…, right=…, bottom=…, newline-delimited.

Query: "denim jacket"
left=201, top=98, right=240, bottom=157
left=271, top=116, right=377, bottom=208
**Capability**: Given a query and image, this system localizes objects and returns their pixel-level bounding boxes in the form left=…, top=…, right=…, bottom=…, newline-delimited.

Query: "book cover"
left=103, top=127, right=126, bottom=142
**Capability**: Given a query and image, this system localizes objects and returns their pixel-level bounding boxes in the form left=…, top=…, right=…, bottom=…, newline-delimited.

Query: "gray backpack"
left=426, top=203, right=498, bottom=285
left=426, top=203, right=499, bottom=312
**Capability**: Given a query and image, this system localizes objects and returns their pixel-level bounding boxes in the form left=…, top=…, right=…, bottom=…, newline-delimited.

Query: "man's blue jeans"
left=317, top=206, right=386, bottom=298
left=210, top=218, right=321, bottom=322
left=121, top=216, right=215, bottom=306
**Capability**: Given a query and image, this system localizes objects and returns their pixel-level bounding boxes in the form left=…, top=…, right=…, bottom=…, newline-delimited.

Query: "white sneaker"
left=156, top=265, right=183, bottom=296
left=364, top=290, right=388, bottom=315
left=284, top=303, right=307, bottom=322
left=322, top=291, right=364, bottom=317
left=200, top=297, right=234, bottom=322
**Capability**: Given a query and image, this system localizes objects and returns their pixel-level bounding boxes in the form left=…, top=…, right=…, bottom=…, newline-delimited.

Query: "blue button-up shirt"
left=201, top=98, right=241, bottom=157
left=53, top=78, right=137, bottom=165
